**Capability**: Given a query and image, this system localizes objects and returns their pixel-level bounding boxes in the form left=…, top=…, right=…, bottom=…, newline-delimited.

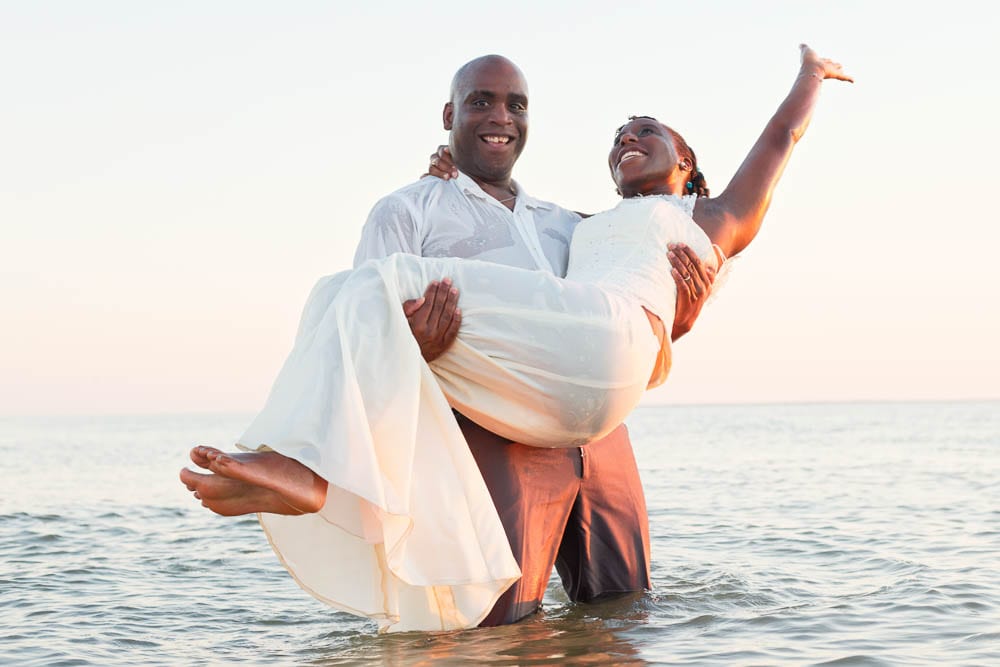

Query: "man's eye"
left=472, top=99, right=489, bottom=109
left=509, top=103, right=527, bottom=113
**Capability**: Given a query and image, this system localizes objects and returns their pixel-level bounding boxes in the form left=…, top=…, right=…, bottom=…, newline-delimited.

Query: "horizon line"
left=2, top=396, right=998, bottom=421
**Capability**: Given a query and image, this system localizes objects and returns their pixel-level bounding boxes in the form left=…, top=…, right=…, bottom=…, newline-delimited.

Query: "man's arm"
left=356, top=194, right=462, bottom=362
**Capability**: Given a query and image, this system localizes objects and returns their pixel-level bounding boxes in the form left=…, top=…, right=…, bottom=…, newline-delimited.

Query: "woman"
left=181, top=45, right=850, bottom=632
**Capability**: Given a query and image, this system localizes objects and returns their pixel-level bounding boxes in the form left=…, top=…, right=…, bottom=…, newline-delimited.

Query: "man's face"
left=443, top=59, right=528, bottom=185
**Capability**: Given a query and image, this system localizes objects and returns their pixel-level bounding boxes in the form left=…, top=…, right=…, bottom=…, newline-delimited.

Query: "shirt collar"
left=453, top=171, right=552, bottom=211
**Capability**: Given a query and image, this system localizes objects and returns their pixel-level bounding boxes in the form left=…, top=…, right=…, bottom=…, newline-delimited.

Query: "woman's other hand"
left=424, top=146, right=459, bottom=180
left=669, top=243, right=716, bottom=341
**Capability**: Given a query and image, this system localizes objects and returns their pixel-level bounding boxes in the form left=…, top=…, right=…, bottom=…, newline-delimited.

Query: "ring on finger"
left=683, top=274, right=693, bottom=281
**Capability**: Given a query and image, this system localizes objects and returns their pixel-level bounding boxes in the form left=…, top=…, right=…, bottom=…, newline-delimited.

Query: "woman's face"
left=608, top=118, right=686, bottom=198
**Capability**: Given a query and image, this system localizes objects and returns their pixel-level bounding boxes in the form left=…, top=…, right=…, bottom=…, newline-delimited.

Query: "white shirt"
left=354, top=172, right=581, bottom=275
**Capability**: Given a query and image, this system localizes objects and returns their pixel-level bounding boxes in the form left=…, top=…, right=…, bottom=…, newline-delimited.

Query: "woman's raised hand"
left=800, top=44, right=853, bottom=83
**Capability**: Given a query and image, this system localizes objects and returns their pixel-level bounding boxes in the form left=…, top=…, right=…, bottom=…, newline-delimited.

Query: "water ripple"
left=2, top=404, right=999, bottom=665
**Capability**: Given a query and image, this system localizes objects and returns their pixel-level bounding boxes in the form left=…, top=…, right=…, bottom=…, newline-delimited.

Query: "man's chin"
left=470, top=155, right=519, bottom=181
left=459, top=162, right=514, bottom=183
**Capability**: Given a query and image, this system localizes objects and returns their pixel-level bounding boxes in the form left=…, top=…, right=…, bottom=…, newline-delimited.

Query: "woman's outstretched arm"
left=694, top=45, right=852, bottom=258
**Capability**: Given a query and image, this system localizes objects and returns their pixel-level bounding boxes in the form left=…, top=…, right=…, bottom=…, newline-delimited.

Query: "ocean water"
left=2, top=401, right=998, bottom=666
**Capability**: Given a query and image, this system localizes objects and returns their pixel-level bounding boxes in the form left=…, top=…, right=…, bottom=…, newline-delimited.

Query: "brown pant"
left=457, top=415, right=651, bottom=626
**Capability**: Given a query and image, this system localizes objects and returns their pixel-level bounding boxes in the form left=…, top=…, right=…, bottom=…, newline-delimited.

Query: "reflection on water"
left=1, top=402, right=998, bottom=665
left=328, top=598, right=648, bottom=666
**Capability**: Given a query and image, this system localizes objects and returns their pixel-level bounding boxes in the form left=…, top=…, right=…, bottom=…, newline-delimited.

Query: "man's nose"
left=488, top=104, right=512, bottom=125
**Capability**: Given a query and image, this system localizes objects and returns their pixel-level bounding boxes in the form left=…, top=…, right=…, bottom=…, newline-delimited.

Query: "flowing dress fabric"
left=239, top=195, right=717, bottom=632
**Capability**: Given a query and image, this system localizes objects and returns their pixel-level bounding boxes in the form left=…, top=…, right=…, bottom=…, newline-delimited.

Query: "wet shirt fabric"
left=354, top=172, right=580, bottom=275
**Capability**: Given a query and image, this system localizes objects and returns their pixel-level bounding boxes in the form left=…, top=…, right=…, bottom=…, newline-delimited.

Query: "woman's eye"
left=638, top=128, right=653, bottom=136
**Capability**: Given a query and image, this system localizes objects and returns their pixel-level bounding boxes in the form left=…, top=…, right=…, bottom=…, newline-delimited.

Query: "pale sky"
left=2, top=1, right=998, bottom=416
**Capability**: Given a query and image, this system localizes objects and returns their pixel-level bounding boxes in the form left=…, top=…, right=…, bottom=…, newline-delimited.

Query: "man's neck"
left=467, top=173, right=518, bottom=210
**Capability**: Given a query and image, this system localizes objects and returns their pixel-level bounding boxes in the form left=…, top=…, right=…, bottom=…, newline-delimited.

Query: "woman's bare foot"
left=179, top=467, right=304, bottom=516
left=189, top=445, right=213, bottom=470
left=197, top=446, right=328, bottom=514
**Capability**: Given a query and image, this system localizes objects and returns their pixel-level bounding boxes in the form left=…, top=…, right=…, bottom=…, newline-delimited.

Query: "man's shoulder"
left=356, top=179, right=448, bottom=261
left=363, top=178, right=448, bottom=230
left=374, top=176, right=450, bottom=210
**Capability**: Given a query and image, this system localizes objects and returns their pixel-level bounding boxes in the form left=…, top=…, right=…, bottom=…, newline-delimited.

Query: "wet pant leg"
left=458, top=414, right=580, bottom=626
left=461, top=416, right=649, bottom=625
left=555, top=425, right=651, bottom=602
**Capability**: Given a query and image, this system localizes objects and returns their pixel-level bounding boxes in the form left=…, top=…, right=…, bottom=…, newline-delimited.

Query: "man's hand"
left=669, top=243, right=716, bottom=341
left=425, top=146, right=459, bottom=180
left=403, top=279, right=461, bottom=362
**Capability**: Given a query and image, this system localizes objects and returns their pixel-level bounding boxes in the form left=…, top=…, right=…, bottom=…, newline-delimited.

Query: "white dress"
left=239, top=195, right=718, bottom=632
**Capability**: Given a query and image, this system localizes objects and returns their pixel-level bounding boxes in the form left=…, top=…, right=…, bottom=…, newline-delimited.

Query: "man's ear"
left=443, top=102, right=454, bottom=131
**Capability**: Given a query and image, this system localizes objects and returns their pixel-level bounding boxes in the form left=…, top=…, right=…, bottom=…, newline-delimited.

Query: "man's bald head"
left=449, top=55, right=528, bottom=104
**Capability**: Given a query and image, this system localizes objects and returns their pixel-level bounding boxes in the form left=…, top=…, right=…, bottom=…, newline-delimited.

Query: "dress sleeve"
left=353, top=194, right=423, bottom=266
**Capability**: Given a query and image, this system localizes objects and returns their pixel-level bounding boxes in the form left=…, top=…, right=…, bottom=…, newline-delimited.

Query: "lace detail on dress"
left=677, top=194, right=698, bottom=216
left=633, top=193, right=699, bottom=217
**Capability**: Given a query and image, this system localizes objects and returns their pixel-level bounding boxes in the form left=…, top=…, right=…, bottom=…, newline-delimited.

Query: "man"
left=354, top=54, right=713, bottom=626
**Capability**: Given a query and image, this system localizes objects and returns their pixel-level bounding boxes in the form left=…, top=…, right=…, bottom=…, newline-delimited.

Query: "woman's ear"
left=678, top=158, right=692, bottom=172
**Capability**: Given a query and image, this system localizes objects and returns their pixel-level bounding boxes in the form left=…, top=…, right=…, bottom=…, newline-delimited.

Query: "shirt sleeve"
left=353, top=193, right=423, bottom=267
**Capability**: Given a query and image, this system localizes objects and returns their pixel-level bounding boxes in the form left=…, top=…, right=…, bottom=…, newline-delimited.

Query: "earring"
left=686, top=181, right=694, bottom=191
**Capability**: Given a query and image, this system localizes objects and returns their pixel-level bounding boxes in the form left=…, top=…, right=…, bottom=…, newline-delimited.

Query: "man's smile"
left=481, top=134, right=514, bottom=146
